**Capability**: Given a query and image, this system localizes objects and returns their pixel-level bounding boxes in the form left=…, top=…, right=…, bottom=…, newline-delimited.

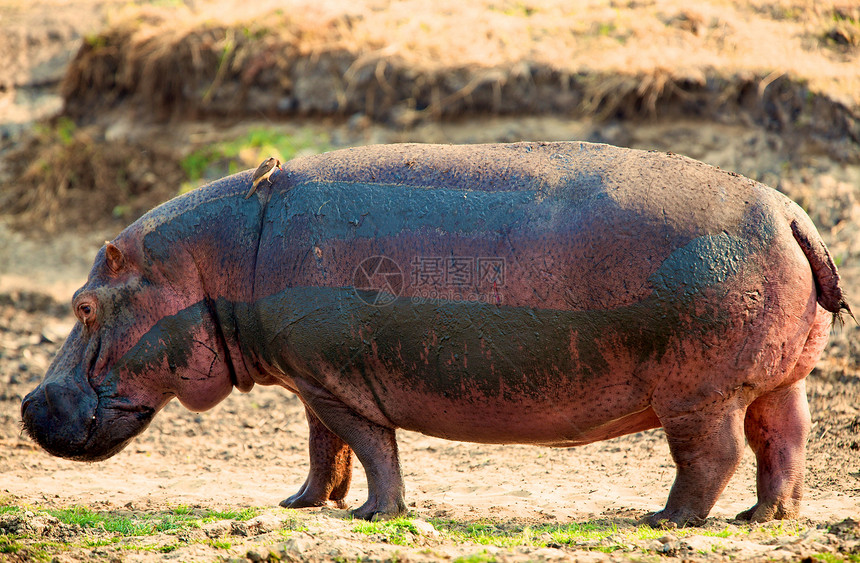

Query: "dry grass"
left=59, top=0, right=859, bottom=134
left=0, top=118, right=184, bottom=234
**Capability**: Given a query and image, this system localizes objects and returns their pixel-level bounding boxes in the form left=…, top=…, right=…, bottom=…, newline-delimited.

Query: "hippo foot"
left=350, top=495, right=407, bottom=521
left=279, top=493, right=348, bottom=510
left=735, top=500, right=799, bottom=523
left=279, top=481, right=349, bottom=510
left=641, top=510, right=706, bottom=528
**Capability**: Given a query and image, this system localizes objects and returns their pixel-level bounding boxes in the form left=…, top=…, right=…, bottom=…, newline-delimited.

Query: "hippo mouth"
left=21, top=379, right=157, bottom=462
left=80, top=401, right=157, bottom=461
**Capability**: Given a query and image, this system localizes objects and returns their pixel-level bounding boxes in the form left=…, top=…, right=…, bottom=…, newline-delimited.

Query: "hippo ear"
left=104, top=242, right=126, bottom=274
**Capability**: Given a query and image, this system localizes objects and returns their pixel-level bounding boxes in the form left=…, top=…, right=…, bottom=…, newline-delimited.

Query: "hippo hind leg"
left=736, top=380, right=810, bottom=522
left=737, top=307, right=828, bottom=522
left=281, top=405, right=353, bottom=510
left=646, top=404, right=747, bottom=527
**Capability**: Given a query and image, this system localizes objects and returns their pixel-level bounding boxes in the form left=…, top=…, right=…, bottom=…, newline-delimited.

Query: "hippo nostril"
left=20, top=393, right=35, bottom=419
left=42, top=384, right=53, bottom=410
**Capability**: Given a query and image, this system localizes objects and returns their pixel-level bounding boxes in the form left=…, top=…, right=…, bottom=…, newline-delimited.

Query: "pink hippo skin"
left=21, top=142, right=850, bottom=526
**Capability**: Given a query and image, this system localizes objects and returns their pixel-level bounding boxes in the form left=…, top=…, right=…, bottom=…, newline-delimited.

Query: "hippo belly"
left=255, top=286, right=669, bottom=446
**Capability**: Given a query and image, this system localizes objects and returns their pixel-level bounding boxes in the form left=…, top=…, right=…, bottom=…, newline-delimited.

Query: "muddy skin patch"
left=113, top=300, right=212, bottom=376
left=649, top=233, right=749, bottom=300
left=245, top=283, right=738, bottom=403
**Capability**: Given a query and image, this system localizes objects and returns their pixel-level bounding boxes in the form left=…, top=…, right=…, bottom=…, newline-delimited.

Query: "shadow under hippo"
left=22, top=141, right=850, bottom=526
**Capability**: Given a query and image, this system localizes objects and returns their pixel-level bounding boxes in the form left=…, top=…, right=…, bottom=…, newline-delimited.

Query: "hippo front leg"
left=294, top=380, right=406, bottom=520
left=281, top=405, right=353, bottom=509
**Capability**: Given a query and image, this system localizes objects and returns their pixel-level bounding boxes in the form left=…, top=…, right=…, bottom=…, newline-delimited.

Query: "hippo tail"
left=787, top=204, right=854, bottom=324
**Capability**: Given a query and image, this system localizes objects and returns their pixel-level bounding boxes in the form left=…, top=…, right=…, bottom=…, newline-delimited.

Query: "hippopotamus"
left=22, top=142, right=849, bottom=526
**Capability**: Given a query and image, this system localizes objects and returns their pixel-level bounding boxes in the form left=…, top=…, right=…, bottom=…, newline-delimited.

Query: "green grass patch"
left=700, top=527, right=733, bottom=539
left=113, top=542, right=181, bottom=554
left=352, top=518, right=421, bottom=546
left=20, top=540, right=67, bottom=562
left=805, top=553, right=860, bottom=563
left=79, top=536, right=123, bottom=548
left=0, top=535, right=23, bottom=554
left=202, top=506, right=256, bottom=524
left=0, top=502, right=270, bottom=559
left=31, top=116, right=77, bottom=148
left=430, top=517, right=789, bottom=552
left=453, top=551, right=498, bottom=563
left=753, top=520, right=807, bottom=537
left=432, top=518, right=624, bottom=549
left=0, top=502, right=263, bottom=540
left=48, top=506, right=154, bottom=535
left=278, top=512, right=309, bottom=536
left=180, top=128, right=329, bottom=193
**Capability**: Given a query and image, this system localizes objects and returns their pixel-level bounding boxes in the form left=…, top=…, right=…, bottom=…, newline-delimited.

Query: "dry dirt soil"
left=1, top=1, right=859, bottom=562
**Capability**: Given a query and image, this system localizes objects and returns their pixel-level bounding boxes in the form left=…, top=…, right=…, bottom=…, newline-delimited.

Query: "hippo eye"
left=76, top=302, right=97, bottom=325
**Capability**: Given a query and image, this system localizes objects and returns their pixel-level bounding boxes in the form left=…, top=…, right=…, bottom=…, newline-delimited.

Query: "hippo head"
left=21, top=237, right=235, bottom=461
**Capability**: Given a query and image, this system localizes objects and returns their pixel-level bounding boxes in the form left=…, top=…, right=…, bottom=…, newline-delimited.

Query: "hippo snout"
left=21, top=378, right=98, bottom=460
left=22, top=372, right=157, bottom=462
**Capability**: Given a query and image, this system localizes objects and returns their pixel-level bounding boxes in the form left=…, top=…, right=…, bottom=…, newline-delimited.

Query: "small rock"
left=245, top=550, right=263, bottom=562
left=325, top=539, right=363, bottom=560
left=801, top=529, right=826, bottom=542
left=658, top=533, right=678, bottom=544
left=682, top=535, right=717, bottom=553
left=281, top=534, right=314, bottom=555
left=231, top=521, right=250, bottom=536
left=202, top=519, right=232, bottom=538
left=829, top=517, right=859, bottom=537
left=30, top=514, right=59, bottom=535
left=246, top=513, right=283, bottom=535
left=412, top=519, right=438, bottom=537
left=659, top=541, right=677, bottom=554
left=809, top=541, right=832, bottom=553
left=769, top=548, right=797, bottom=560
